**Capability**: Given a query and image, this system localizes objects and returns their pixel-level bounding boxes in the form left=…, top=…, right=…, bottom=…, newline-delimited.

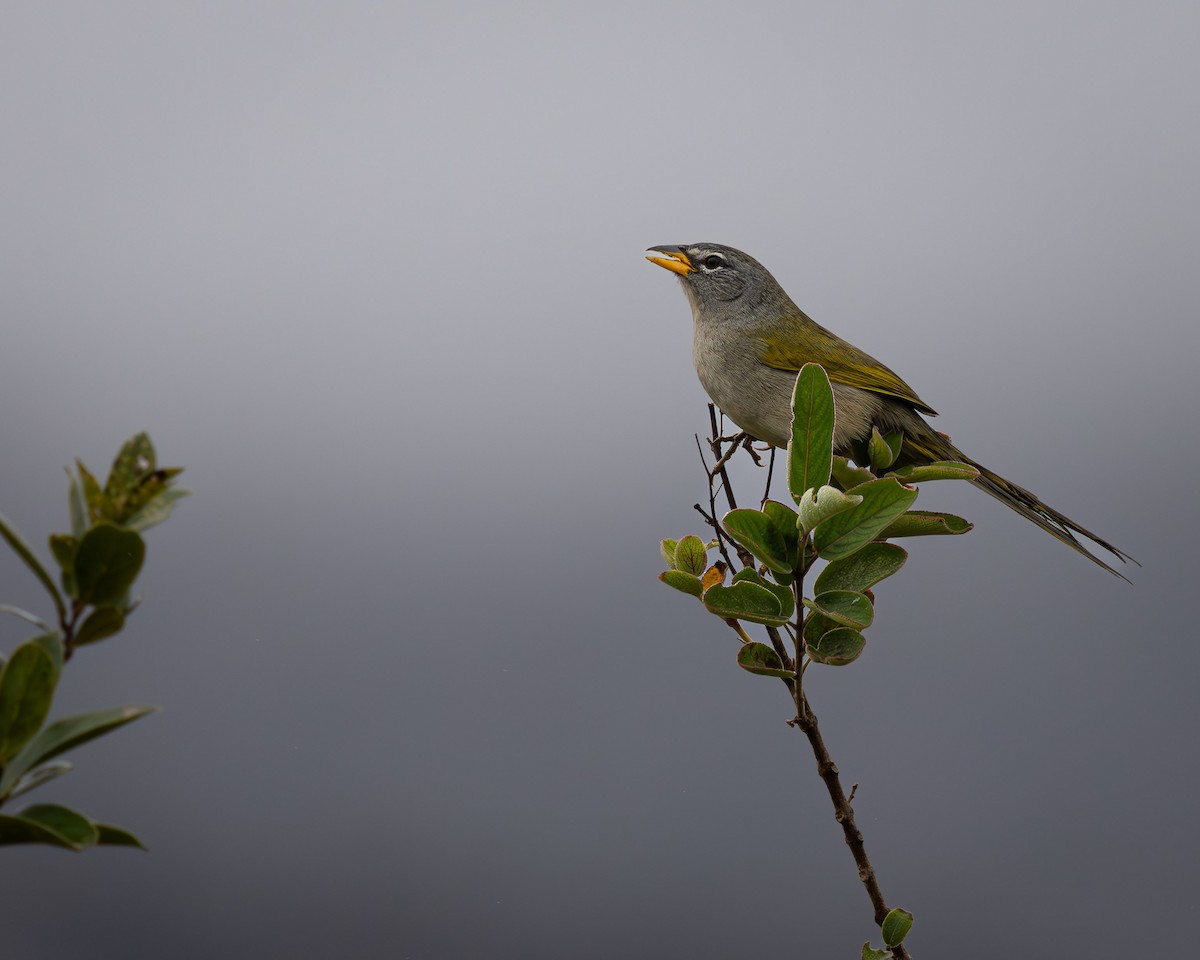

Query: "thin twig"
left=694, top=434, right=737, bottom=570
left=764, top=625, right=794, bottom=673
left=693, top=502, right=736, bottom=570
left=700, top=408, right=754, bottom=570
left=762, top=446, right=776, bottom=508
left=790, top=691, right=910, bottom=960
left=61, top=600, right=83, bottom=661
left=707, top=405, right=740, bottom=512
left=723, top=618, right=755, bottom=645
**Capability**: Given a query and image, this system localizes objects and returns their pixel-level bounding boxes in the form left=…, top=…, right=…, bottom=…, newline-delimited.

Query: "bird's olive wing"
left=759, top=314, right=938, bottom=416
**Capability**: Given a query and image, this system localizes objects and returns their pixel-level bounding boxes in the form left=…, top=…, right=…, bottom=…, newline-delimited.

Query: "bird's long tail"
left=903, top=432, right=1137, bottom=580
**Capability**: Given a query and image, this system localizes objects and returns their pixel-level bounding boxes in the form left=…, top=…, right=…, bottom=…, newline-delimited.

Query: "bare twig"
left=700, top=407, right=755, bottom=570
left=790, top=691, right=911, bottom=960
left=762, top=446, right=776, bottom=508
left=694, top=434, right=738, bottom=570
left=764, top=625, right=794, bottom=673
left=707, top=405, right=740, bottom=512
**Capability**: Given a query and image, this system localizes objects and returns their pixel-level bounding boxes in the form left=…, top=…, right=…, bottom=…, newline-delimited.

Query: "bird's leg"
left=709, top=430, right=749, bottom=477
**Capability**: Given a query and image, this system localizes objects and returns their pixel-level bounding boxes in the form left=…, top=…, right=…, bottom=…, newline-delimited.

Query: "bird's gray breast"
left=690, top=309, right=920, bottom=451
left=691, top=318, right=796, bottom=447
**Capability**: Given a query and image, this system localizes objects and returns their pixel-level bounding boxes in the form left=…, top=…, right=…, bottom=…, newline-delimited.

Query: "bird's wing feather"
left=758, top=311, right=938, bottom=416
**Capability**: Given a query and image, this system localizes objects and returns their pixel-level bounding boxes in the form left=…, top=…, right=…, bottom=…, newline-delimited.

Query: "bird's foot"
left=709, top=431, right=749, bottom=476
left=741, top=436, right=769, bottom=467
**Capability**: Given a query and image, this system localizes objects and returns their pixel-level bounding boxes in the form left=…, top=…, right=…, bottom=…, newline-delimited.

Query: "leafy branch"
left=0, top=432, right=187, bottom=850
left=659, top=365, right=978, bottom=958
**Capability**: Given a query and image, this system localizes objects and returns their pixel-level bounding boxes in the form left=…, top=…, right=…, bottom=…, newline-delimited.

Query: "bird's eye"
left=701, top=254, right=725, bottom=270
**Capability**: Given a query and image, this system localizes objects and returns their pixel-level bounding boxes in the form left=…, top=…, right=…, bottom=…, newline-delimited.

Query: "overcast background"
left=2, top=2, right=1197, bottom=958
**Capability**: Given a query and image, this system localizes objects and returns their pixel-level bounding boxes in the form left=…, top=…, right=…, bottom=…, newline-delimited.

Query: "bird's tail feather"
left=902, top=432, right=1137, bottom=581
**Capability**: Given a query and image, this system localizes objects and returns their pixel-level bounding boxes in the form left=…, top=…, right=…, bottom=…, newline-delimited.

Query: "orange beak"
left=645, top=246, right=694, bottom=276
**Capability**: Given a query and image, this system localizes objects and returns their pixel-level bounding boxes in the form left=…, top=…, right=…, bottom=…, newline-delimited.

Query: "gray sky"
left=2, top=2, right=1197, bottom=957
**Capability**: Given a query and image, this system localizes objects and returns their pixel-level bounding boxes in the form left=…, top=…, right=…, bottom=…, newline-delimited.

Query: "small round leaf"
left=659, top=570, right=703, bottom=598
left=806, top=627, right=866, bottom=666
left=736, top=642, right=794, bottom=679
left=882, top=908, right=913, bottom=948
left=673, top=536, right=708, bottom=576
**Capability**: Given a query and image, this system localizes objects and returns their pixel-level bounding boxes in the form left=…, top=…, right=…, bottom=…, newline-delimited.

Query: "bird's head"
left=646, top=243, right=777, bottom=311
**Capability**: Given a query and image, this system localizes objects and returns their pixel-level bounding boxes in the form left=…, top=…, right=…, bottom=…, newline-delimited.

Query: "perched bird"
left=647, top=242, right=1133, bottom=578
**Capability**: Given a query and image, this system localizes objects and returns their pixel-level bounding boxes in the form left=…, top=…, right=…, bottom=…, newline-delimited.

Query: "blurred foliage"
left=0, top=433, right=187, bottom=850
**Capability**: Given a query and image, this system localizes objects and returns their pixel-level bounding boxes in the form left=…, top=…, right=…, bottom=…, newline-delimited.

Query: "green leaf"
left=797, top=485, right=863, bottom=535
left=722, top=509, right=791, bottom=574
left=812, top=478, right=918, bottom=561
left=73, top=523, right=146, bottom=607
left=736, top=642, right=794, bottom=678
left=788, top=363, right=835, bottom=501
left=0, top=812, right=82, bottom=848
left=67, top=468, right=88, bottom=538
left=660, top=538, right=679, bottom=569
left=806, top=627, right=866, bottom=666
left=815, top=543, right=908, bottom=594
left=74, top=606, right=127, bottom=647
left=8, top=761, right=72, bottom=800
left=862, top=944, right=890, bottom=960
left=659, top=570, right=704, bottom=598
left=31, top=631, right=64, bottom=676
left=0, top=511, right=67, bottom=623
left=124, top=486, right=190, bottom=532
left=879, top=510, right=973, bottom=538
left=831, top=456, right=875, bottom=490
left=103, top=433, right=157, bottom=505
left=884, top=431, right=904, bottom=465
left=760, top=501, right=799, bottom=549
left=76, top=459, right=105, bottom=524
left=731, top=568, right=795, bottom=621
left=88, top=431, right=185, bottom=528
left=804, top=590, right=874, bottom=630
left=888, top=461, right=979, bottom=483
left=882, top=908, right=914, bottom=948
left=703, top=582, right=790, bottom=627
left=868, top=427, right=903, bottom=471
left=803, top=611, right=840, bottom=647
left=0, top=641, right=59, bottom=765
left=13, top=803, right=98, bottom=850
left=763, top=503, right=813, bottom=580
left=673, top=535, right=708, bottom=576
left=0, top=704, right=159, bottom=798
left=95, top=823, right=146, bottom=849
left=48, top=534, right=79, bottom=597
left=48, top=534, right=76, bottom=571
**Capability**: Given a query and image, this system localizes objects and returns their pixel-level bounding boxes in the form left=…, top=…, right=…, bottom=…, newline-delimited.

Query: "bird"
left=646, top=241, right=1134, bottom=578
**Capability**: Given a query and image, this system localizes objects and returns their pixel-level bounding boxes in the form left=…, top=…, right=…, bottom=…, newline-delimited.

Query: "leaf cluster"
left=660, top=364, right=977, bottom=675
left=0, top=432, right=187, bottom=849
